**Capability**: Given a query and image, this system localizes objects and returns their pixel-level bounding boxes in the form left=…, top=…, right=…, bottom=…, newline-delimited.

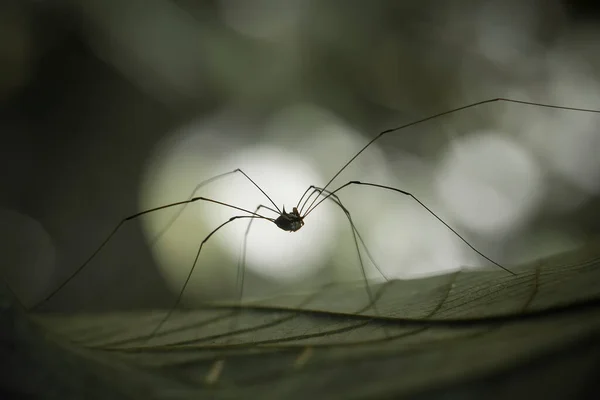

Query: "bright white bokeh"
left=140, top=105, right=392, bottom=301
left=524, top=57, right=600, bottom=198
left=366, top=205, right=468, bottom=281
left=203, top=145, right=338, bottom=282
left=454, top=10, right=600, bottom=215
left=435, top=132, right=544, bottom=236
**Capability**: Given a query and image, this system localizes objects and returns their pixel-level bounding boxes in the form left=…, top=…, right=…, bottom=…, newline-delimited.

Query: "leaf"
left=3, top=241, right=600, bottom=399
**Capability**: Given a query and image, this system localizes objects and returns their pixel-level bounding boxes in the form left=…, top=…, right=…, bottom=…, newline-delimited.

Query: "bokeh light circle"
left=436, top=132, right=544, bottom=236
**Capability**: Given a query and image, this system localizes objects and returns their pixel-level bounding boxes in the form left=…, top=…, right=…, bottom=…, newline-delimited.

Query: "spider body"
left=274, top=206, right=304, bottom=232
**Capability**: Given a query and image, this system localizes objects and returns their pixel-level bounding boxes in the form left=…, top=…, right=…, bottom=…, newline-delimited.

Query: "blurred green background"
left=1, top=0, right=600, bottom=312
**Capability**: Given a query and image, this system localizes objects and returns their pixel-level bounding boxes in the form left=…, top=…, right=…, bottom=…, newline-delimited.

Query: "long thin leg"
left=305, top=180, right=516, bottom=275
left=297, top=180, right=349, bottom=216
left=204, top=205, right=284, bottom=385
left=150, top=169, right=280, bottom=246
left=146, top=215, right=269, bottom=342
left=303, top=186, right=390, bottom=282
left=298, top=182, right=355, bottom=217
left=203, top=205, right=273, bottom=385
left=303, top=98, right=600, bottom=213
left=307, top=186, right=388, bottom=321
left=32, top=196, right=274, bottom=310
left=295, top=185, right=324, bottom=215
left=293, top=187, right=392, bottom=369
left=241, top=194, right=388, bottom=313
left=227, top=203, right=308, bottom=338
left=231, top=197, right=387, bottom=337
left=235, top=205, right=274, bottom=312
left=297, top=185, right=325, bottom=216
left=223, top=200, right=344, bottom=338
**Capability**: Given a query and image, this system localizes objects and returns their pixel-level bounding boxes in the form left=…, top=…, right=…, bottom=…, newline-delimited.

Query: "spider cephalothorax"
left=274, top=206, right=304, bottom=232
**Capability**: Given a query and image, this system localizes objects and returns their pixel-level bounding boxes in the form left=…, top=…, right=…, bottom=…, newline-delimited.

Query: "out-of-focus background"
left=1, top=0, right=600, bottom=312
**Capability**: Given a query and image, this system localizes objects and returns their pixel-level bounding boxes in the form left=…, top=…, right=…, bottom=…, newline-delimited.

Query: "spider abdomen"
left=274, top=206, right=304, bottom=232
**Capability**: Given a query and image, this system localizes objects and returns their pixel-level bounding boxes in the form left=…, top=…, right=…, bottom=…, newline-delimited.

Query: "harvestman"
left=29, top=98, right=600, bottom=354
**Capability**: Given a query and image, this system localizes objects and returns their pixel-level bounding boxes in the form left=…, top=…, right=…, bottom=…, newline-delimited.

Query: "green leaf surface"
left=3, top=241, right=600, bottom=399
